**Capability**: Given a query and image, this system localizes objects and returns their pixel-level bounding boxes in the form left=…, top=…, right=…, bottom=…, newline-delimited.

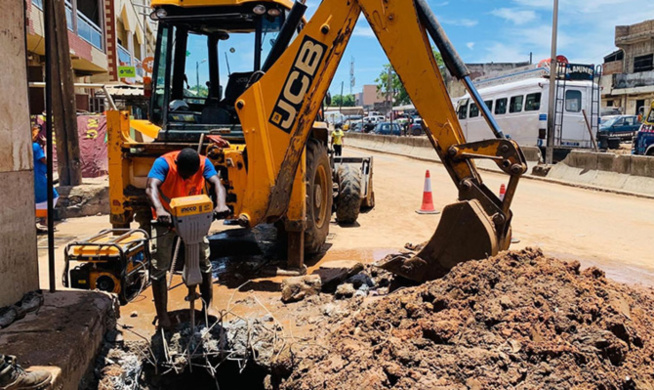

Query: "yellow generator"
left=63, top=229, right=150, bottom=303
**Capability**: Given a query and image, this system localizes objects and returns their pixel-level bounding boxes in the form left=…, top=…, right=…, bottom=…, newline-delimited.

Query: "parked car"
left=597, top=115, right=641, bottom=149
left=633, top=103, right=654, bottom=156
left=348, top=121, right=363, bottom=132
left=373, top=122, right=402, bottom=136
left=343, top=115, right=363, bottom=130
left=363, top=116, right=384, bottom=132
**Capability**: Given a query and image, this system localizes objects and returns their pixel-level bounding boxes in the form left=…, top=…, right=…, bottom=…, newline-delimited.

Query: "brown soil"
left=277, top=248, right=654, bottom=390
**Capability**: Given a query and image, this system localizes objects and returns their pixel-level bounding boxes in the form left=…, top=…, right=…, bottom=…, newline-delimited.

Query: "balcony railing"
left=32, top=0, right=102, bottom=50
left=118, top=44, right=132, bottom=67
left=77, top=11, right=103, bottom=50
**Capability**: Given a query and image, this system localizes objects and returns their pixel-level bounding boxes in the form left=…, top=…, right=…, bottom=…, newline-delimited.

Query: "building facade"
left=446, top=62, right=530, bottom=98
left=355, top=84, right=385, bottom=110
left=25, top=0, right=156, bottom=114
left=602, top=19, right=654, bottom=116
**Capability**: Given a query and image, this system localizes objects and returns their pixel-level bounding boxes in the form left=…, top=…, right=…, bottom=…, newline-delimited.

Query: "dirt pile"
left=278, top=248, right=654, bottom=389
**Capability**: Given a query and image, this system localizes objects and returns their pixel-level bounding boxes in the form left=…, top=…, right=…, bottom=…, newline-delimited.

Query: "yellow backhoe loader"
left=107, top=0, right=527, bottom=282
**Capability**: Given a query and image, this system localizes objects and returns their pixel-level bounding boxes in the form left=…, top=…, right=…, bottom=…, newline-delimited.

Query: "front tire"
left=304, top=139, right=333, bottom=254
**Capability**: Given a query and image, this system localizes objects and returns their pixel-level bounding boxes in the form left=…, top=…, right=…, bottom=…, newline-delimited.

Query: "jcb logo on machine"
left=269, top=36, right=327, bottom=133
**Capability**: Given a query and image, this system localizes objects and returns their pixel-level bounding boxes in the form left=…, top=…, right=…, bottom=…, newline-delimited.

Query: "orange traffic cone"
left=416, top=170, right=440, bottom=214
left=499, top=184, right=506, bottom=201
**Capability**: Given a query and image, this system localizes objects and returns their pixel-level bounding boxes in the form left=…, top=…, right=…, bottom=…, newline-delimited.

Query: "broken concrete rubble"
left=311, top=260, right=364, bottom=292
left=280, top=275, right=322, bottom=303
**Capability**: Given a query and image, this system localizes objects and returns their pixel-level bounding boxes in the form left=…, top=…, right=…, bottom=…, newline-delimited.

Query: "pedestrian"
left=0, top=354, right=52, bottom=389
left=32, top=125, right=58, bottom=232
left=331, top=128, right=345, bottom=156
left=146, top=148, right=229, bottom=330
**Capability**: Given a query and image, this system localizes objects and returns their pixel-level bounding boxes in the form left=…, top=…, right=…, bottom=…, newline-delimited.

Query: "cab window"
left=565, top=90, right=582, bottom=112
left=525, top=93, right=541, bottom=111
left=469, top=103, right=479, bottom=118
left=510, top=95, right=523, bottom=113
left=495, top=98, right=507, bottom=115
left=458, top=102, right=468, bottom=119
left=648, top=108, right=654, bottom=122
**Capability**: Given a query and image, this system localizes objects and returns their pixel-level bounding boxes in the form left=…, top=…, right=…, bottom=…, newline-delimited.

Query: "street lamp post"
left=546, top=0, right=559, bottom=164
left=196, top=58, right=207, bottom=93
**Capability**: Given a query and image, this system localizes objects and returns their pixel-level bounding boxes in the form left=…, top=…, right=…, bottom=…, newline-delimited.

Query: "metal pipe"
left=262, top=1, right=307, bottom=72
left=45, top=0, right=55, bottom=293
left=28, top=82, right=118, bottom=110
left=546, top=0, right=559, bottom=164
left=462, top=76, right=505, bottom=139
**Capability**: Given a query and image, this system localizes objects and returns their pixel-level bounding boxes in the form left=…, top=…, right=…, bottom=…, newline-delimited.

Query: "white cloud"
left=466, top=42, right=475, bottom=50
left=441, top=18, right=478, bottom=27
left=353, top=19, right=376, bottom=38
left=490, top=8, right=536, bottom=25
left=479, top=42, right=531, bottom=63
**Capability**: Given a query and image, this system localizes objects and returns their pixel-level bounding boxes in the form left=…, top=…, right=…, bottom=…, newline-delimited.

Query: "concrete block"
left=568, top=151, right=599, bottom=171
left=597, top=153, right=616, bottom=172
left=0, top=291, right=119, bottom=390
left=612, top=155, right=632, bottom=175
left=521, top=146, right=543, bottom=163
left=631, top=155, right=651, bottom=177
left=56, top=182, right=110, bottom=219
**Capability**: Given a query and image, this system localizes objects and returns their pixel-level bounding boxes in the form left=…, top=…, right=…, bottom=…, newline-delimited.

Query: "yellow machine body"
left=107, top=0, right=527, bottom=281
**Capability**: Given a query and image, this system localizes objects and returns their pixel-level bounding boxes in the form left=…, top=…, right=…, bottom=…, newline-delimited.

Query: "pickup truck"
left=633, top=103, right=654, bottom=156
left=597, top=115, right=641, bottom=149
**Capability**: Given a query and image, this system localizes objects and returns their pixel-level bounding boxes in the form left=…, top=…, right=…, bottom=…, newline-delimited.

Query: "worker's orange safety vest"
left=155, top=151, right=208, bottom=216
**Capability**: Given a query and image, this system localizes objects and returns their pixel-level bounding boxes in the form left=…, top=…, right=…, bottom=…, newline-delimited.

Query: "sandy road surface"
left=37, top=147, right=654, bottom=338
left=339, top=147, right=654, bottom=285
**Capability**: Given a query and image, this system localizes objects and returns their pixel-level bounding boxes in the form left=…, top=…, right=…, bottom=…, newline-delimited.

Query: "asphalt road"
left=330, top=147, right=654, bottom=286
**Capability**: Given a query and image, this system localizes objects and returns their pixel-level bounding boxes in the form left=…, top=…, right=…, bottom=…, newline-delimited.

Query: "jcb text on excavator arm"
left=231, top=0, right=526, bottom=281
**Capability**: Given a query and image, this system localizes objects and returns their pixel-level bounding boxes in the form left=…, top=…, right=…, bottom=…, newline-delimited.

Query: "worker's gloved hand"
left=213, top=205, right=231, bottom=220
left=156, top=209, right=173, bottom=226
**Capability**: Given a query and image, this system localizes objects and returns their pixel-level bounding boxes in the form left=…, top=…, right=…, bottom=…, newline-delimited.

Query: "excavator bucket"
left=377, top=199, right=500, bottom=282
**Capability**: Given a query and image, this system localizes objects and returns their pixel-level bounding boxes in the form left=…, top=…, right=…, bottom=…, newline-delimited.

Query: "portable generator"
left=63, top=229, right=151, bottom=304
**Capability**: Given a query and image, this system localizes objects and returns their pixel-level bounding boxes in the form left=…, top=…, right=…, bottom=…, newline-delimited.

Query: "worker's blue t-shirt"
left=147, top=156, right=218, bottom=182
left=33, top=142, right=59, bottom=203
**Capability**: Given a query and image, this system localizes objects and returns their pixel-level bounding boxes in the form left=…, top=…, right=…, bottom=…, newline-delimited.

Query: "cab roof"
left=150, top=0, right=295, bottom=10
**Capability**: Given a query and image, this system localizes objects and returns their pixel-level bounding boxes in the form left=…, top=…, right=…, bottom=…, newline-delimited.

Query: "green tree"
left=375, top=50, right=446, bottom=106
left=330, top=94, right=355, bottom=107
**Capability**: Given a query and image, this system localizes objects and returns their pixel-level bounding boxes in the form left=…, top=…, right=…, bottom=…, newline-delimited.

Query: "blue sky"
left=186, top=0, right=654, bottom=97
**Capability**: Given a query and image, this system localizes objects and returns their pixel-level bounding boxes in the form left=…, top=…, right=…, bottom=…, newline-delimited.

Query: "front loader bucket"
left=377, top=199, right=500, bottom=282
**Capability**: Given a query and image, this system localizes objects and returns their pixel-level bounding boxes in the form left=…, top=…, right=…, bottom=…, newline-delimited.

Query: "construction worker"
left=0, top=354, right=51, bottom=389
left=331, top=128, right=345, bottom=156
left=146, top=148, right=229, bottom=329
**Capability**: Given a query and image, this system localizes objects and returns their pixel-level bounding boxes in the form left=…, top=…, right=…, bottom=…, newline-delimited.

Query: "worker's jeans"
left=151, top=225, right=211, bottom=281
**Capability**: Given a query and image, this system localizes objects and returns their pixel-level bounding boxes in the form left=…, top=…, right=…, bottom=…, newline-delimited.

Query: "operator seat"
left=221, top=71, right=255, bottom=107
left=200, top=97, right=231, bottom=124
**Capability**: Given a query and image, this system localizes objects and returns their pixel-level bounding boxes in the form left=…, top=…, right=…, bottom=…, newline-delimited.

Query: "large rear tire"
left=304, top=139, right=333, bottom=254
left=335, top=164, right=362, bottom=224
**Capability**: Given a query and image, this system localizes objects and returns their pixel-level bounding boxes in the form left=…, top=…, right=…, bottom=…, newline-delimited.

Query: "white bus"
left=453, top=77, right=598, bottom=149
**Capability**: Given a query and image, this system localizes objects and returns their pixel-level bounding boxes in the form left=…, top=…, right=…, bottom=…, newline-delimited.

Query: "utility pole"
left=387, top=67, right=393, bottom=128
left=47, top=0, right=82, bottom=186
left=339, top=81, right=344, bottom=115
left=546, top=0, right=559, bottom=165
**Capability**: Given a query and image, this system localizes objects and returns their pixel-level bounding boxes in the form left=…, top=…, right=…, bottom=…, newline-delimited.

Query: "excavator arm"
left=236, top=0, right=527, bottom=281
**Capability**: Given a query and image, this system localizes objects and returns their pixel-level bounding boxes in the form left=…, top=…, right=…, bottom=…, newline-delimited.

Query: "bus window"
left=510, top=95, right=523, bottom=113
left=495, top=98, right=507, bottom=115
left=525, top=93, right=541, bottom=111
left=470, top=103, right=479, bottom=118
left=485, top=100, right=493, bottom=111
left=458, top=102, right=468, bottom=119
left=565, top=90, right=582, bottom=112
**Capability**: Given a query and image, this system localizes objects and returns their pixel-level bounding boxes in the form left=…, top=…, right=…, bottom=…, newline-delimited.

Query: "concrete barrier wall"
left=558, top=150, right=654, bottom=179
left=344, top=132, right=654, bottom=197
left=547, top=150, right=654, bottom=196
left=344, top=132, right=543, bottom=172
